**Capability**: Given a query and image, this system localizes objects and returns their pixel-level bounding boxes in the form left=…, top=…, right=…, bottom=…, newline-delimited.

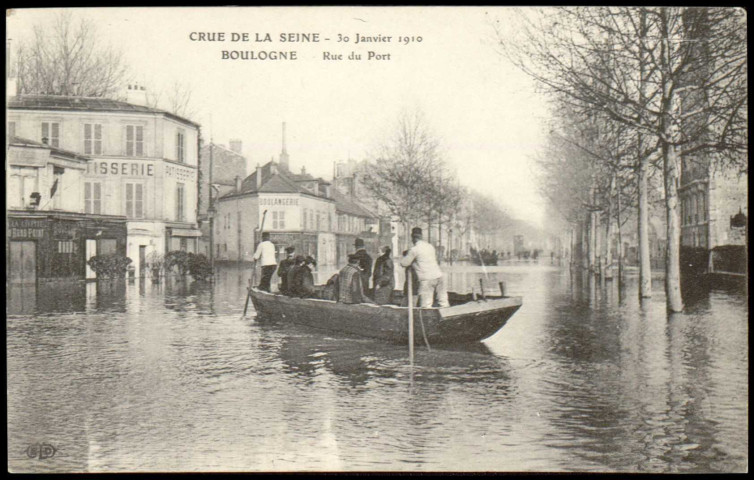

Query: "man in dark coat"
left=285, top=255, right=305, bottom=296
left=277, top=246, right=296, bottom=294
left=337, top=253, right=373, bottom=304
left=352, top=238, right=372, bottom=292
left=290, top=256, right=317, bottom=298
left=372, top=246, right=395, bottom=305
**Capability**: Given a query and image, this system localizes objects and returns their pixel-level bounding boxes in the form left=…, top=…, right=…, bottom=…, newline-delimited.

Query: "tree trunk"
left=637, top=8, right=652, bottom=299
left=605, top=174, right=615, bottom=277
left=663, top=142, right=684, bottom=312
left=616, top=174, right=624, bottom=285
left=637, top=148, right=652, bottom=298
left=660, top=8, right=683, bottom=313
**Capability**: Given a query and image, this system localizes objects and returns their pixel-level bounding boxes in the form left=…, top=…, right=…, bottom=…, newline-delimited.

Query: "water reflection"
left=6, top=264, right=748, bottom=472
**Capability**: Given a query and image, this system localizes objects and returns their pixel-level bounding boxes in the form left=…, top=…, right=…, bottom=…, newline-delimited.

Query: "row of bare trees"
left=360, top=110, right=467, bottom=253
left=13, top=11, right=195, bottom=118
left=498, top=7, right=747, bottom=311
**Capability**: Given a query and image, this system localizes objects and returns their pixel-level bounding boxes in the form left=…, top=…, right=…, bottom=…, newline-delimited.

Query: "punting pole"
left=242, top=210, right=268, bottom=317
left=499, top=281, right=505, bottom=297
left=407, top=268, right=415, bottom=363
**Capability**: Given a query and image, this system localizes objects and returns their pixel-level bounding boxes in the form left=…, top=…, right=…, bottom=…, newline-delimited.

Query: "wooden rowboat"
left=248, top=287, right=522, bottom=345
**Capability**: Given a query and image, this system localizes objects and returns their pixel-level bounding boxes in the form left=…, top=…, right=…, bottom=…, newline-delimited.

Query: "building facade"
left=7, top=136, right=128, bottom=284
left=198, top=141, right=248, bottom=256
left=8, top=93, right=202, bottom=278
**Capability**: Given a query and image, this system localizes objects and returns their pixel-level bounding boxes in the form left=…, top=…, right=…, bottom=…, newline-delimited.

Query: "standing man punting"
left=253, top=232, right=277, bottom=292
left=400, top=227, right=450, bottom=308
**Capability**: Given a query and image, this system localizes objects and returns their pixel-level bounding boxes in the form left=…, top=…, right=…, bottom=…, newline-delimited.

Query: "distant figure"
left=401, top=249, right=420, bottom=307
left=400, top=227, right=449, bottom=308
left=337, top=253, right=373, bottom=304
left=253, top=232, right=277, bottom=292
left=290, top=256, right=317, bottom=298
left=352, top=238, right=373, bottom=292
left=372, top=246, right=395, bottom=305
left=285, top=255, right=305, bottom=296
left=277, top=246, right=296, bottom=293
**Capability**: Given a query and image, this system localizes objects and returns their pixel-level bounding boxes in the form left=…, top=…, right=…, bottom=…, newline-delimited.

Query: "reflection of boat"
left=248, top=287, right=522, bottom=345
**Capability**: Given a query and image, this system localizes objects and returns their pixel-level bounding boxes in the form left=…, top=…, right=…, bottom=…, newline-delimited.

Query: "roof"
left=331, top=189, right=378, bottom=219
left=220, top=160, right=333, bottom=201
left=8, top=95, right=200, bottom=128
left=9, top=135, right=90, bottom=162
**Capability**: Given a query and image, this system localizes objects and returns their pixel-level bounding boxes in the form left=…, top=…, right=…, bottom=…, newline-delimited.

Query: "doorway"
left=9, top=241, right=36, bottom=285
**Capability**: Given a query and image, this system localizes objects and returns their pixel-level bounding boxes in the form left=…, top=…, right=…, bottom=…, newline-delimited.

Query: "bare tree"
left=361, top=110, right=443, bottom=249
left=146, top=80, right=196, bottom=118
left=16, top=11, right=129, bottom=97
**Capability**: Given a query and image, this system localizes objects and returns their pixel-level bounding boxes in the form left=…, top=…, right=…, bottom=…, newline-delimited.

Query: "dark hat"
left=285, top=246, right=295, bottom=254
left=304, top=255, right=317, bottom=266
left=294, top=255, right=305, bottom=264
left=262, top=232, right=271, bottom=240
left=354, top=238, right=365, bottom=248
left=402, top=250, right=409, bottom=256
left=382, top=245, right=392, bottom=254
left=411, top=227, right=422, bottom=237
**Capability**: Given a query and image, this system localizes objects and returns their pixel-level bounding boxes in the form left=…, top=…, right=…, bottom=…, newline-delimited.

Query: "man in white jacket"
left=399, top=227, right=449, bottom=308
left=253, top=232, right=277, bottom=292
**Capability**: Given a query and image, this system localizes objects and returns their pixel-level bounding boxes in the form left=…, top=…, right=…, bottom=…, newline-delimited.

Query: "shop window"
left=84, top=124, right=103, bottom=155
left=98, top=239, right=117, bottom=255
left=58, top=240, right=75, bottom=254
left=42, top=122, right=60, bottom=147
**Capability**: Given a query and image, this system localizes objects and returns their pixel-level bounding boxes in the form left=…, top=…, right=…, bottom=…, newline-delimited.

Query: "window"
left=180, top=238, right=188, bottom=252
left=176, top=130, right=185, bottom=163
left=316, top=212, right=321, bottom=231
left=84, top=124, right=103, bottom=155
left=125, top=125, right=144, bottom=156
left=58, top=240, right=75, bottom=254
left=42, top=122, right=60, bottom=147
left=85, top=182, right=102, bottom=214
left=692, top=195, right=698, bottom=224
left=272, top=211, right=285, bottom=230
left=176, top=183, right=185, bottom=221
left=303, top=208, right=309, bottom=229
left=699, top=193, right=706, bottom=221
left=125, top=183, right=144, bottom=218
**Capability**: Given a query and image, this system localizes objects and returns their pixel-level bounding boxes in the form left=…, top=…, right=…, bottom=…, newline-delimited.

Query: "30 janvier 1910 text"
left=189, top=32, right=422, bottom=45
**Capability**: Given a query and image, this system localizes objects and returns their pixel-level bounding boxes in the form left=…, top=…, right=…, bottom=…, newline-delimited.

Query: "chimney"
left=229, top=139, right=243, bottom=155
left=256, top=164, right=262, bottom=189
left=125, top=83, right=149, bottom=107
left=235, top=175, right=242, bottom=192
left=6, top=40, right=18, bottom=98
left=279, top=122, right=290, bottom=170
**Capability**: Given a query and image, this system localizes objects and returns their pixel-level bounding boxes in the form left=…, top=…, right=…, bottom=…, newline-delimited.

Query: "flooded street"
left=7, top=262, right=748, bottom=472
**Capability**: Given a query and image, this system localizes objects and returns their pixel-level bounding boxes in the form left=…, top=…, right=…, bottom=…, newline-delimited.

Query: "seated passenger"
left=285, top=255, right=305, bottom=296
left=290, top=256, right=317, bottom=298
left=337, top=253, right=373, bottom=304
left=277, top=246, right=296, bottom=293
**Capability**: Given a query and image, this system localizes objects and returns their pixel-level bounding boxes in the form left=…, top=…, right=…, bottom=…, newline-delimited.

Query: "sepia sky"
left=7, top=7, right=552, bottom=227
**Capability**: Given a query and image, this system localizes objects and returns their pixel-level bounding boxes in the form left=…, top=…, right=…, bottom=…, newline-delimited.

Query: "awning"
left=170, top=228, right=202, bottom=238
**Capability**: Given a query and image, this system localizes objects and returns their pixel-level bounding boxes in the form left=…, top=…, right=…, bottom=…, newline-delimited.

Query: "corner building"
left=8, top=95, right=202, bottom=277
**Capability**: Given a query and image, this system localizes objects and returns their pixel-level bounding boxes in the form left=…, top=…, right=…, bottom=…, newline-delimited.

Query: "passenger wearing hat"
left=372, top=246, right=395, bottom=305
left=352, top=237, right=373, bottom=292
left=336, top=253, right=373, bottom=304
left=277, top=246, right=297, bottom=294
left=285, top=255, right=305, bottom=296
left=252, top=232, right=277, bottom=292
left=399, top=227, right=449, bottom=308
left=290, top=255, right=317, bottom=298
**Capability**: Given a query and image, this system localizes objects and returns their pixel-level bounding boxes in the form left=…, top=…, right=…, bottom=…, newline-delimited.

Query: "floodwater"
left=7, top=262, right=748, bottom=472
